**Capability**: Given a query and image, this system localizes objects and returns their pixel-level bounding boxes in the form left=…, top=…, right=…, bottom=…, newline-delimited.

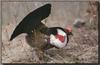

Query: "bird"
left=10, top=3, right=73, bottom=62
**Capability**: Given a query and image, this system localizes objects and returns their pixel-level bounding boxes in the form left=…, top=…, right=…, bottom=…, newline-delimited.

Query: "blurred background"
left=1, top=1, right=98, bottom=63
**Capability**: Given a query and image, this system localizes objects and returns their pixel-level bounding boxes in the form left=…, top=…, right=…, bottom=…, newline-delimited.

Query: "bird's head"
left=65, top=27, right=73, bottom=36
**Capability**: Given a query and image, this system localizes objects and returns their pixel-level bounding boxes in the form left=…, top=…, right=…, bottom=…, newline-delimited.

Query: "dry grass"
left=1, top=1, right=98, bottom=63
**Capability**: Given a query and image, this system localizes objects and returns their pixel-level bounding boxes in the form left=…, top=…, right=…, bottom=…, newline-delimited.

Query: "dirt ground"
left=1, top=1, right=98, bottom=63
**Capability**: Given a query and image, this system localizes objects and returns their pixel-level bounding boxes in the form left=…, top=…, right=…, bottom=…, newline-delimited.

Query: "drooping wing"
left=10, top=3, right=51, bottom=41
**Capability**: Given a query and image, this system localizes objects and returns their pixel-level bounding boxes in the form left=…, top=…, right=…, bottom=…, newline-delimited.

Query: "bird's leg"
left=34, top=48, right=45, bottom=63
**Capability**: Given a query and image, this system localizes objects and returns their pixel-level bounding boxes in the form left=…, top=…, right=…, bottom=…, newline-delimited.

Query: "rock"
left=73, top=18, right=85, bottom=28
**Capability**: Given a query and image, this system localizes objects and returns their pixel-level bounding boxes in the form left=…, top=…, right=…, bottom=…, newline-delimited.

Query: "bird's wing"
left=10, top=3, right=51, bottom=41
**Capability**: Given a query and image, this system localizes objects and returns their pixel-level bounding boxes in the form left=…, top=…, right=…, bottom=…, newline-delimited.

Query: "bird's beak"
left=68, top=32, right=73, bottom=36
left=68, top=32, right=73, bottom=39
left=70, top=32, right=73, bottom=36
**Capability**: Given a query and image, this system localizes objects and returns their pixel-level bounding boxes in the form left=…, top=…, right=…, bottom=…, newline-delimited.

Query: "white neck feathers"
left=57, top=29, right=66, bottom=36
left=49, top=29, right=67, bottom=48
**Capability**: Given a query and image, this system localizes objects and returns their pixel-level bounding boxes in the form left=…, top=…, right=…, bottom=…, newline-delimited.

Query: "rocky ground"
left=1, top=1, right=98, bottom=63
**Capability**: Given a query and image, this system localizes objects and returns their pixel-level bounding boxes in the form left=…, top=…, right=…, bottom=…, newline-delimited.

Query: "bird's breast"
left=55, top=34, right=65, bottom=43
left=49, top=34, right=67, bottom=48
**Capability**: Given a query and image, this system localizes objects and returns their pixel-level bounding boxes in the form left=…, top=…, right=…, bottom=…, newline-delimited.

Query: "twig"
left=56, top=54, right=66, bottom=63
left=43, top=53, right=59, bottom=63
